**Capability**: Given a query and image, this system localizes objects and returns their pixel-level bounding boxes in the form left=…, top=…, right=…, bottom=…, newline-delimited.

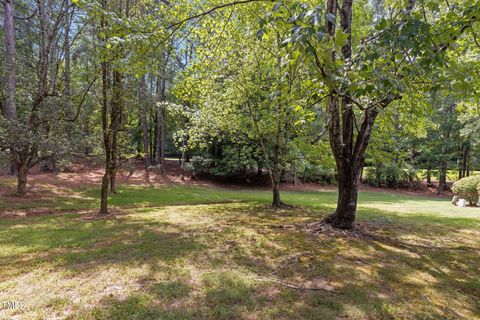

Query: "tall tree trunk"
left=462, top=145, right=468, bottom=178
left=3, top=0, right=16, bottom=120
left=426, top=162, right=432, bottom=184
left=157, top=106, right=165, bottom=174
left=149, top=110, right=155, bottom=164
left=139, top=75, right=150, bottom=171
left=109, top=69, right=123, bottom=194
left=156, top=73, right=166, bottom=175
left=323, top=0, right=358, bottom=229
left=320, top=0, right=397, bottom=229
left=152, top=111, right=158, bottom=164
left=64, top=7, right=73, bottom=124
left=99, top=0, right=110, bottom=215
left=180, top=131, right=187, bottom=181
left=3, top=0, right=17, bottom=177
left=458, top=146, right=463, bottom=180
left=437, top=160, right=447, bottom=195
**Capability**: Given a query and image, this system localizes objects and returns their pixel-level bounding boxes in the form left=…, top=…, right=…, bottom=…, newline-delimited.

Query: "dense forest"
left=1, top=0, right=479, bottom=228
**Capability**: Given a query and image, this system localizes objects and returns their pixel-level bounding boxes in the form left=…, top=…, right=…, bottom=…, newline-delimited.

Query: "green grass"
left=1, top=184, right=480, bottom=319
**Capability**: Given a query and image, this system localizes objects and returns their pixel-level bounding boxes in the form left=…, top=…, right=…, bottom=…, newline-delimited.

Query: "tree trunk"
left=272, top=175, right=282, bottom=207
left=108, top=69, right=123, bottom=194
left=270, top=124, right=284, bottom=208
left=319, top=0, right=394, bottom=229
left=3, top=0, right=18, bottom=179
left=149, top=111, right=155, bottom=164
left=3, top=0, right=16, bottom=120
left=458, top=146, right=463, bottom=180
left=157, top=106, right=165, bottom=175
left=180, top=130, right=187, bottom=181
left=16, top=163, right=28, bottom=196
left=152, top=112, right=158, bottom=164
left=9, top=161, right=16, bottom=176
left=99, top=0, right=110, bottom=214
left=462, top=145, right=468, bottom=178
left=156, top=72, right=166, bottom=175
left=64, top=6, right=73, bottom=124
left=323, top=163, right=360, bottom=229
left=426, top=163, right=432, bottom=184
left=109, top=168, right=117, bottom=194
left=99, top=171, right=110, bottom=215
left=139, top=75, right=150, bottom=171
left=437, top=161, right=447, bottom=195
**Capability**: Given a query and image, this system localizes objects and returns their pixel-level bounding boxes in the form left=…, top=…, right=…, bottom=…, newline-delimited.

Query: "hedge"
left=451, top=175, right=480, bottom=205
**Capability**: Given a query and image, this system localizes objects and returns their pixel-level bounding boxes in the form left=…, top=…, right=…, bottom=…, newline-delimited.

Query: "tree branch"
left=14, top=8, right=37, bottom=20
left=164, top=0, right=275, bottom=40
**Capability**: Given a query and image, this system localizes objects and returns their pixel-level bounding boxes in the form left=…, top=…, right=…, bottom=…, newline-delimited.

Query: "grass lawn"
left=1, top=184, right=480, bottom=319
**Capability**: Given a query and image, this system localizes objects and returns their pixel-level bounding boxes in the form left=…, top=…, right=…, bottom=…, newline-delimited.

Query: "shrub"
left=451, top=175, right=480, bottom=205
left=288, top=159, right=336, bottom=184
left=478, top=183, right=480, bottom=204
left=301, top=164, right=336, bottom=184
left=364, top=164, right=418, bottom=188
left=191, top=156, right=212, bottom=174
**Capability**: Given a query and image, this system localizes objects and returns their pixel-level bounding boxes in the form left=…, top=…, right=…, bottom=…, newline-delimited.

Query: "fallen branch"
left=255, top=274, right=338, bottom=293
left=275, top=279, right=337, bottom=292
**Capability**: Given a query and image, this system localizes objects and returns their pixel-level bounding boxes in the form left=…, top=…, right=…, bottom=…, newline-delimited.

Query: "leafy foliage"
left=452, top=175, right=480, bottom=205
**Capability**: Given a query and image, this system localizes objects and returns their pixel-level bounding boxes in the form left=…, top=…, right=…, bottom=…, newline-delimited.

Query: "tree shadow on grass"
left=2, top=202, right=480, bottom=319
left=77, top=272, right=261, bottom=320
left=0, top=213, right=202, bottom=278
left=177, top=203, right=480, bottom=319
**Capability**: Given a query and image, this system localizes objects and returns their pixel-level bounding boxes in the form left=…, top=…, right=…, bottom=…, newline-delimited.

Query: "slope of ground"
left=0, top=159, right=458, bottom=217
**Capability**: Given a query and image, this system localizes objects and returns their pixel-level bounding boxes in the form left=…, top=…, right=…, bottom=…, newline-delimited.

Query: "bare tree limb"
left=164, top=0, right=275, bottom=40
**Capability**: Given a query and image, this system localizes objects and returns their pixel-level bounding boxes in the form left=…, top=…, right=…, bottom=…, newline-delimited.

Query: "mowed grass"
left=1, top=184, right=480, bottom=319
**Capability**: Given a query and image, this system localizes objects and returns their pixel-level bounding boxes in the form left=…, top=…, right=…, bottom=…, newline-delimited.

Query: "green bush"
left=300, top=164, right=336, bottom=184
left=451, top=175, right=480, bottom=205
left=191, top=156, right=212, bottom=174
left=364, top=164, right=418, bottom=188
left=478, top=183, right=480, bottom=203
left=288, top=159, right=336, bottom=184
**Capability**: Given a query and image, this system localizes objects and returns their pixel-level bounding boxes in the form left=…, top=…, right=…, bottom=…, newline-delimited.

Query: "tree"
left=266, top=0, right=480, bottom=228
left=1, top=0, right=76, bottom=195
left=2, top=0, right=16, bottom=120
left=2, top=0, right=16, bottom=175
left=172, top=4, right=318, bottom=207
left=98, top=0, right=130, bottom=214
